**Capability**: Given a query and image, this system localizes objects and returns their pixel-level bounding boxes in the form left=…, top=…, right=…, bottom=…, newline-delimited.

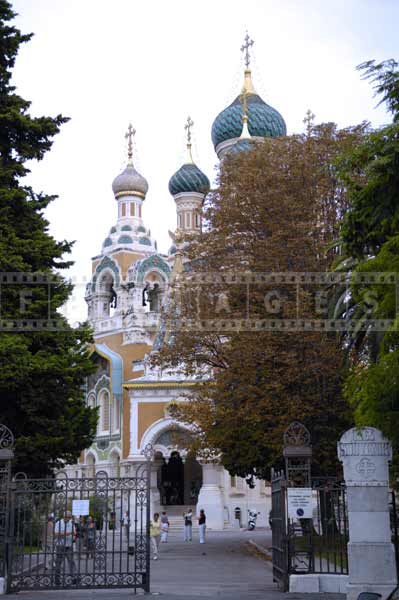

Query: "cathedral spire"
left=184, top=116, right=194, bottom=164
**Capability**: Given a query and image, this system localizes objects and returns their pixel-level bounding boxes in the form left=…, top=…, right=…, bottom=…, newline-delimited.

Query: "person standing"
left=86, top=516, right=96, bottom=558
left=183, top=509, right=192, bottom=542
left=150, top=513, right=161, bottom=560
left=160, top=511, right=169, bottom=543
left=198, top=509, right=206, bottom=544
left=122, top=511, right=130, bottom=541
left=53, top=511, right=76, bottom=585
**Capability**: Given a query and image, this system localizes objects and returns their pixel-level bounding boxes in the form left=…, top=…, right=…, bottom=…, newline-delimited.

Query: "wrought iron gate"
left=270, top=468, right=288, bottom=591
left=0, top=425, right=152, bottom=593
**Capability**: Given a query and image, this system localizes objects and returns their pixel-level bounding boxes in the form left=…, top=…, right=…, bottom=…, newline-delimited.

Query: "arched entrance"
left=151, top=428, right=203, bottom=506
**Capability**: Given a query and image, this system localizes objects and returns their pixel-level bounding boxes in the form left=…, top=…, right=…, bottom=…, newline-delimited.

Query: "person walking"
left=53, top=511, right=77, bottom=585
left=86, top=516, right=96, bottom=558
left=150, top=513, right=161, bottom=560
left=122, top=511, right=130, bottom=541
left=160, top=511, right=169, bottom=543
left=198, top=509, right=206, bottom=544
left=183, top=509, right=193, bottom=542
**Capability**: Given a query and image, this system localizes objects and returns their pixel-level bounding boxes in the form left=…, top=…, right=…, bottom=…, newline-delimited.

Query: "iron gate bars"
left=9, top=466, right=151, bottom=592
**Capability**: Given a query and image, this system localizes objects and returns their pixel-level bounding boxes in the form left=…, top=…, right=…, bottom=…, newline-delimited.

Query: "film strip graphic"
left=168, top=271, right=399, bottom=333
left=0, top=272, right=68, bottom=331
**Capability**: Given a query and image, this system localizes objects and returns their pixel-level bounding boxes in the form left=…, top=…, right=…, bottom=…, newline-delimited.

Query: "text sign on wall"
left=72, top=499, right=90, bottom=516
left=287, top=488, right=314, bottom=519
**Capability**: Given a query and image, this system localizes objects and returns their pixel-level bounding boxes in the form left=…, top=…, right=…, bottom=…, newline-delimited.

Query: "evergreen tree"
left=0, top=0, right=97, bottom=476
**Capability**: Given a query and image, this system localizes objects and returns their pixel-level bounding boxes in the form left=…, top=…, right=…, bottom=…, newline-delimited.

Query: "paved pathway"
left=8, top=529, right=345, bottom=600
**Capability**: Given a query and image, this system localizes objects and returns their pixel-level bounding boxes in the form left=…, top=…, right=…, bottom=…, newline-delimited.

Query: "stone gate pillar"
left=338, top=427, right=397, bottom=600
left=197, top=461, right=224, bottom=530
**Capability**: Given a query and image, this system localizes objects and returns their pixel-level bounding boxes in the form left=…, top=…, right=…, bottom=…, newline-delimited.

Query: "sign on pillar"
left=338, top=427, right=397, bottom=600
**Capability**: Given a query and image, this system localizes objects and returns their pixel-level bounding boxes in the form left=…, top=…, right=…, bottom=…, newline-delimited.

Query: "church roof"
left=168, top=163, right=210, bottom=196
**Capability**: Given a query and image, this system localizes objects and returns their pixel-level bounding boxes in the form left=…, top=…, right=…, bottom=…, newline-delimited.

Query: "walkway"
left=7, top=529, right=345, bottom=600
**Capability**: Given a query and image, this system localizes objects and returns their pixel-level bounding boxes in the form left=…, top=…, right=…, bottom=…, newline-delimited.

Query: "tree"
left=154, top=124, right=363, bottom=481
left=335, top=60, right=399, bottom=463
left=0, top=0, right=97, bottom=476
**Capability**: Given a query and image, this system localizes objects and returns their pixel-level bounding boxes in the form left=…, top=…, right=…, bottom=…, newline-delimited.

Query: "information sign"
left=287, top=488, right=314, bottom=519
left=72, top=499, right=90, bottom=516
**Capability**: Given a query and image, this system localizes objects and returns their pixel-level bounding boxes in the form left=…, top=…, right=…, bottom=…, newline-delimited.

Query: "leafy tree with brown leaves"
left=154, top=123, right=365, bottom=482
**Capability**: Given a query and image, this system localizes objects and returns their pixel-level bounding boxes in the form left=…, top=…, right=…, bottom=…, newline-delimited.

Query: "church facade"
left=66, top=39, right=286, bottom=529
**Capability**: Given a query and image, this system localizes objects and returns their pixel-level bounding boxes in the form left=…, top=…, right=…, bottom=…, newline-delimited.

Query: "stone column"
left=197, top=461, right=224, bottom=530
left=338, top=427, right=397, bottom=600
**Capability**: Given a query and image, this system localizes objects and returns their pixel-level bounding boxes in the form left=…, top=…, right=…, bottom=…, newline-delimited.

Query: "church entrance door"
left=160, top=451, right=184, bottom=505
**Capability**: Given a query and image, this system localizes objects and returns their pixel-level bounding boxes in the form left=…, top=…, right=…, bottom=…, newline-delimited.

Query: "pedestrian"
left=183, top=508, right=192, bottom=542
left=86, top=516, right=96, bottom=558
left=44, top=514, right=55, bottom=570
left=198, top=509, right=206, bottom=544
left=53, top=511, right=77, bottom=585
left=74, top=516, right=86, bottom=555
left=160, top=511, right=169, bottom=543
left=150, top=513, right=161, bottom=560
left=122, top=511, right=130, bottom=540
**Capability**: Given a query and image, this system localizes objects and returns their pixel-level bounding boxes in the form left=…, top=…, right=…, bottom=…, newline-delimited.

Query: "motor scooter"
left=247, top=509, right=260, bottom=530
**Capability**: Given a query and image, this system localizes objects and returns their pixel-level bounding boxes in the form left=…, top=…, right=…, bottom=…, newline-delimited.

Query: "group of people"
left=45, top=511, right=96, bottom=585
left=150, top=509, right=206, bottom=560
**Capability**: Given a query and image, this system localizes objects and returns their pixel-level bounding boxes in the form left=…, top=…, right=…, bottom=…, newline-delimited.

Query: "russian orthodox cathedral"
left=66, top=36, right=287, bottom=529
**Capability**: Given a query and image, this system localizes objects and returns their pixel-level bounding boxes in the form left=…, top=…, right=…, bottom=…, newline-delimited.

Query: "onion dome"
left=112, top=123, right=149, bottom=198
left=169, top=116, right=210, bottom=196
left=112, top=164, right=148, bottom=198
left=168, top=163, right=210, bottom=196
left=211, top=69, right=286, bottom=150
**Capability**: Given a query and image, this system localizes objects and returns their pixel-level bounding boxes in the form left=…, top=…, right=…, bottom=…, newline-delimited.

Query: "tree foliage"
left=154, top=124, right=364, bottom=481
left=0, top=0, right=97, bottom=476
left=334, top=60, right=399, bottom=462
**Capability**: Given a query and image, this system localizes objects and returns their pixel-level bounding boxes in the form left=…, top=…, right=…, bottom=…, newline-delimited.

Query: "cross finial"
left=184, top=116, right=194, bottom=144
left=125, top=123, right=136, bottom=164
left=241, top=32, right=254, bottom=69
left=184, top=116, right=194, bottom=163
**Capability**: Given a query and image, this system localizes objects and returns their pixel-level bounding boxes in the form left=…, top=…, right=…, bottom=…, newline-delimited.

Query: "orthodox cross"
left=184, top=116, right=194, bottom=162
left=184, top=116, right=194, bottom=144
left=125, top=123, right=136, bottom=162
left=241, top=33, right=254, bottom=69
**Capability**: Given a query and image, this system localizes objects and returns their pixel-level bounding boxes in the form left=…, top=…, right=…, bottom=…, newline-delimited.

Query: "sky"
left=10, top=0, right=399, bottom=323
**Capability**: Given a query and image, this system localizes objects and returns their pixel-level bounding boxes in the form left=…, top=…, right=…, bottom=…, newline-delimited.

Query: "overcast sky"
left=11, top=0, right=399, bottom=323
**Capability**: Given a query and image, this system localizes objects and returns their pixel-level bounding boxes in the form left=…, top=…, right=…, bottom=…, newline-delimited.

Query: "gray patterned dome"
left=168, top=163, right=210, bottom=196
left=112, top=164, right=149, bottom=198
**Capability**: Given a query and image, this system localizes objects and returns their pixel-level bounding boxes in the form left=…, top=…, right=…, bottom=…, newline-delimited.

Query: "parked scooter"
left=247, top=509, right=260, bottom=530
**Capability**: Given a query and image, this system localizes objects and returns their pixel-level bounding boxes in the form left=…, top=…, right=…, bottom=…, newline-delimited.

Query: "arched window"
left=86, top=453, right=96, bottom=478
left=98, top=271, right=117, bottom=317
left=99, top=390, right=110, bottom=433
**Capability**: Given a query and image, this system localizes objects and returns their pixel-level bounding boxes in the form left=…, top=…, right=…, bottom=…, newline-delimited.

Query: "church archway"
left=150, top=428, right=203, bottom=506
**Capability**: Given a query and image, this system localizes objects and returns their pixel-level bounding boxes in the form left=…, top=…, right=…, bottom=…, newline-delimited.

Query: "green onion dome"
left=211, top=70, right=286, bottom=150
left=168, top=163, right=210, bottom=196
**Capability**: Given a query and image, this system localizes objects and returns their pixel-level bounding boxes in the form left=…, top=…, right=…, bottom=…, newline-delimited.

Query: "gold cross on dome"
left=241, top=33, right=254, bottom=69
left=125, top=123, right=136, bottom=162
left=184, top=116, right=194, bottom=144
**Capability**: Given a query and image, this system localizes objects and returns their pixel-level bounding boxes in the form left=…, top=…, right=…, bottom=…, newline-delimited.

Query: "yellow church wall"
left=94, top=332, right=152, bottom=459
left=138, top=402, right=167, bottom=447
